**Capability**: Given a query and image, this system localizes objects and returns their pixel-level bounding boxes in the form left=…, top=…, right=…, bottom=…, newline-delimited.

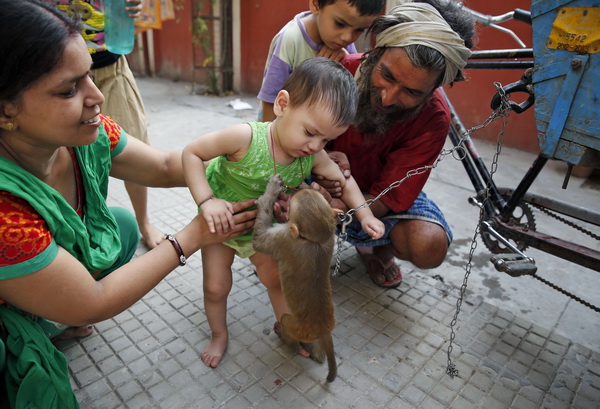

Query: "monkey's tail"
left=320, top=334, right=337, bottom=382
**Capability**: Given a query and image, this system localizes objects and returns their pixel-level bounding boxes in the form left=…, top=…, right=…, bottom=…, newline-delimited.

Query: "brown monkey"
left=253, top=174, right=338, bottom=382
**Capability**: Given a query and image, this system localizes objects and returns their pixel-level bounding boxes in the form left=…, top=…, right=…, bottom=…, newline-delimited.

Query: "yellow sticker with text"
left=547, top=7, right=600, bottom=53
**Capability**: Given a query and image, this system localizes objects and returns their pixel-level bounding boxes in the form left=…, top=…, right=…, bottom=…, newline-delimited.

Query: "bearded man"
left=319, top=0, right=475, bottom=288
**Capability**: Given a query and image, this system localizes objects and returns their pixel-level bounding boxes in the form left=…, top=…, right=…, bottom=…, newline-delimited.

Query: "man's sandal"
left=356, top=246, right=403, bottom=289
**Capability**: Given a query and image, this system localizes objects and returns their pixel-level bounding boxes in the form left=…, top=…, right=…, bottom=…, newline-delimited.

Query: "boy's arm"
left=260, top=101, right=276, bottom=122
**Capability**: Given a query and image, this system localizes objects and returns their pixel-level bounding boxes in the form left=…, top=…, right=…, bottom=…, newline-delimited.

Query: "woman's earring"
left=7, top=123, right=14, bottom=131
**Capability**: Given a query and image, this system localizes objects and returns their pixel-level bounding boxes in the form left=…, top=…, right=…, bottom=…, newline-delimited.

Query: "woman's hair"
left=281, top=57, right=358, bottom=127
left=0, top=0, right=82, bottom=103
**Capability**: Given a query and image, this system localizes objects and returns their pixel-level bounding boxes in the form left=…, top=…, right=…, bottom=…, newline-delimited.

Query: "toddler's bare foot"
left=140, top=223, right=163, bottom=249
left=201, top=333, right=228, bottom=368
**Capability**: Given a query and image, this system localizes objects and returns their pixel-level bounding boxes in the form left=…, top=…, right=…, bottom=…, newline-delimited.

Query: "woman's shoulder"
left=99, top=114, right=123, bottom=152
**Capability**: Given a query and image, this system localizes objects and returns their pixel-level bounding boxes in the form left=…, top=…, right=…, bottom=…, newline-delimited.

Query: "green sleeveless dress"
left=206, top=121, right=314, bottom=257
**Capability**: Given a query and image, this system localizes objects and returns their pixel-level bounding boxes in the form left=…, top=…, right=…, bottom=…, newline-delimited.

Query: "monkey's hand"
left=259, top=174, right=284, bottom=212
left=200, top=198, right=235, bottom=234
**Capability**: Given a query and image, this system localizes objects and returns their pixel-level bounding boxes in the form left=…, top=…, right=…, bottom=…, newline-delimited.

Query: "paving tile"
left=56, top=78, right=600, bottom=409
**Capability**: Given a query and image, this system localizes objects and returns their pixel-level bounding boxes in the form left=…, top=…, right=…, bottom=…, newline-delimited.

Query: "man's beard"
left=354, top=60, right=424, bottom=139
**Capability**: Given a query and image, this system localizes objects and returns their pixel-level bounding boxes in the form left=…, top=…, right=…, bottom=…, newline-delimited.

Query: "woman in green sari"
left=0, top=1, right=256, bottom=407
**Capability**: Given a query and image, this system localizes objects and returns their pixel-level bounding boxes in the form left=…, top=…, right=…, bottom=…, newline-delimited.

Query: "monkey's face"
left=289, top=190, right=337, bottom=243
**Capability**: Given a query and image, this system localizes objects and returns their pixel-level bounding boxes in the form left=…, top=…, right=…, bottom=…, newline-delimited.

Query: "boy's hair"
left=318, top=0, right=385, bottom=16
left=282, top=57, right=358, bottom=127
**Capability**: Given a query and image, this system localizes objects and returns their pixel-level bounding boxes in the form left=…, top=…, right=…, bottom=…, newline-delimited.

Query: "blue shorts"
left=338, top=191, right=452, bottom=247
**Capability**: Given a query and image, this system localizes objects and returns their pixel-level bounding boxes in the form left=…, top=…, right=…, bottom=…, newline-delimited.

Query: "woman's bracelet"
left=197, top=195, right=214, bottom=208
left=165, top=234, right=187, bottom=266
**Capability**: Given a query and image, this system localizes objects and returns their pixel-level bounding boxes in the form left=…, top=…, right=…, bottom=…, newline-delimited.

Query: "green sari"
left=0, top=126, right=128, bottom=409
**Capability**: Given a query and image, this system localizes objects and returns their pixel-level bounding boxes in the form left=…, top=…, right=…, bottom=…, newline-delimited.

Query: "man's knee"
left=413, top=237, right=448, bottom=268
left=391, top=220, right=448, bottom=268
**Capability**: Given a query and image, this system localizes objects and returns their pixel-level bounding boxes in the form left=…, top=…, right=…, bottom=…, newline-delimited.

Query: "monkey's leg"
left=279, top=314, right=322, bottom=361
left=275, top=315, right=301, bottom=352
left=320, top=333, right=337, bottom=382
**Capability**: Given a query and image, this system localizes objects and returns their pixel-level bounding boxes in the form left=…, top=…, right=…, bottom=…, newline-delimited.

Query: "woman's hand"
left=0, top=199, right=257, bottom=327
left=126, top=0, right=143, bottom=18
left=200, top=199, right=256, bottom=240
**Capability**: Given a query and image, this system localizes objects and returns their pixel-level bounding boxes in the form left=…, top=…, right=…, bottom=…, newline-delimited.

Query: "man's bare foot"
left=140, top=223, right=163, bottom=249
left=52, top=325, right=94, bottom=341
left=201, top=333, right=228, bottom=368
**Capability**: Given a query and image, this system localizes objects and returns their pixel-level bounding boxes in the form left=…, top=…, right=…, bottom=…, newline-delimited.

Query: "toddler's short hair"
left=282, top=57, right=358, bottom=127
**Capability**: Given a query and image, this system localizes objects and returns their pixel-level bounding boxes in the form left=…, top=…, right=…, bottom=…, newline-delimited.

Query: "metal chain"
left=531, top=273, right=600, bottom=313
left=331, top=117, right=486, bottom=276
left=527, top=204, right=600, bottom=312
left=532, top=203, right=600, bottom=241
left=446, top=83, right=512, bottom=377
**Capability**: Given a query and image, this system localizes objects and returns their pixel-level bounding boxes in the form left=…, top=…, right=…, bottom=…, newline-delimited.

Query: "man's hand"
left=314, top=151, right=351, bottom=198
left=317, top=46, right=349, bottom=62
left=273, top=183, right=335, bottom=223
left=273, top=191, right=292, bottom=223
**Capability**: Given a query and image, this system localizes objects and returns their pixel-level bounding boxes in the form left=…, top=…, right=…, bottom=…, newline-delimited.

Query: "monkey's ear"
left=273, top=90, right=290, bottom=116
left=289, top=223, right=300, bottom=239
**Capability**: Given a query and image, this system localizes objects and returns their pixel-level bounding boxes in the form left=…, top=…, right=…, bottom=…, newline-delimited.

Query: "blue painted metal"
left=530, top=0, right=600, bottom=167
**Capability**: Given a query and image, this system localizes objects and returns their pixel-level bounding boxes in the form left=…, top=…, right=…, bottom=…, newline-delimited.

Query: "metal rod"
left=466, top=61, right=534, bottom=69
left=470, top=49, right=533, bottom=59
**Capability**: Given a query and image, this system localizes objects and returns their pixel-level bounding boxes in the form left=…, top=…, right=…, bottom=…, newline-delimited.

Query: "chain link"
left=532, top=203, right=600, bottom=241
left=329, top=97, right=499, bottom=276
left=326, top=80, right=597, bottom=374
left=444, top=82, right=512, bottom=377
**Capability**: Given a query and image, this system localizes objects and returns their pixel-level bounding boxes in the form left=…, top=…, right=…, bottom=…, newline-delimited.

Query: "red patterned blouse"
left=0, top=114, right=122, bottom=267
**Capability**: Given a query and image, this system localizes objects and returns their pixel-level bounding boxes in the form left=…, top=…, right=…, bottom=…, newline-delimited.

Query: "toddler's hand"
left=362, top=217, right=385, bottom=240
left=200, top=198, right=235, bottom=234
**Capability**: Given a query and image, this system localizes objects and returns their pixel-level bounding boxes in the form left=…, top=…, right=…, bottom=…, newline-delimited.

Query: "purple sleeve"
left=257, top=55, right=292, bottom=104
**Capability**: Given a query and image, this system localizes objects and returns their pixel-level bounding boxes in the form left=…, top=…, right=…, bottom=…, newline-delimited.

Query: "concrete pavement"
left=55, top=76, right=600, bottom=408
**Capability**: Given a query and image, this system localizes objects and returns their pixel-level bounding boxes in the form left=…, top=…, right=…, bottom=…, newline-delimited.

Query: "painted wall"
left=239, top=0, right=306, bottom=93
left=131, top=0, right=213, bottom=84
left=132, top=0, right=538, bottom=152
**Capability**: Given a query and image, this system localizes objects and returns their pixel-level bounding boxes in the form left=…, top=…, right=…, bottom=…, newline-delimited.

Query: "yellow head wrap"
left=375, top=2, right=471, bottom=85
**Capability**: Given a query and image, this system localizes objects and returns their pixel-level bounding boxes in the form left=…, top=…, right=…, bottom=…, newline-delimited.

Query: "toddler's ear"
left=273, top=90, right=290, bottom=116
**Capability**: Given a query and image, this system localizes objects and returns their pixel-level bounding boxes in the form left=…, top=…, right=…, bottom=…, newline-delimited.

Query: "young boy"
left=257, top=0, right=384, bottom=122
left=183, top=58, right=384, bottom=368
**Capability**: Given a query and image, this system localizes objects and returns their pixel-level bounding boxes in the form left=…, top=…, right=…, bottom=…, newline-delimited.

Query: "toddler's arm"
left=182, top=125, right=252, bottom=233
left=339, top=177, right=384, bottom=240
left=312, top=151, right=384, bottom=240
